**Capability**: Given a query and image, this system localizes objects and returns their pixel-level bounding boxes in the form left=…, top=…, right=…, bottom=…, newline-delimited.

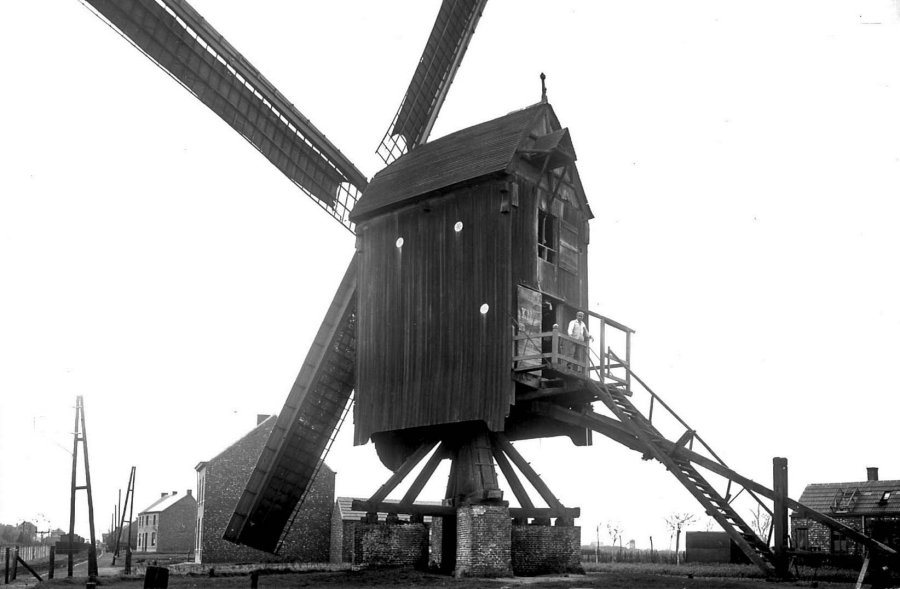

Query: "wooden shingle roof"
left=796, top=479, right=900, bottom=516
left=350, top=102, right=562, bottom=222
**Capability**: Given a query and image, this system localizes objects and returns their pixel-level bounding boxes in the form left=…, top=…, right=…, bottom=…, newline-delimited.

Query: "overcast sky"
left=2, top=0, right=899, bottom=549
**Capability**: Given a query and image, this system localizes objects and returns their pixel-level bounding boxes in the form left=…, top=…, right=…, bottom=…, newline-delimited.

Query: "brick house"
left=792, top=467, right=900, bottom=557
left=135, top=490, right=197, bottom=554
left=195, top=415, right=334, bottom=564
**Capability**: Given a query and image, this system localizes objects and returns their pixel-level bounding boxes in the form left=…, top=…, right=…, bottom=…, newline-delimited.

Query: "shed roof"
left=334, top=496, right=439, bottom=524
left=351, top=102, right=578, bottom=222
left=796, top=479, right=900, bottom=516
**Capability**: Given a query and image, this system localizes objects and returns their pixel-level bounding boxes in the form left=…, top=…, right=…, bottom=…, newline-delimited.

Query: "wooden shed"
left=349, top=101, right=593, bottom=465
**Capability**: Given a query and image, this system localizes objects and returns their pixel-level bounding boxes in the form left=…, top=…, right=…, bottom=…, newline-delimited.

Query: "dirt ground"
left=10, top=552, right=880, bottom=589
left=31, top=567, right=870, bottom=589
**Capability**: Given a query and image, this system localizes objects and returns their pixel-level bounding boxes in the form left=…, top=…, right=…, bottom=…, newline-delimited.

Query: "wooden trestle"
left=352, top=429, right=580, bottom=522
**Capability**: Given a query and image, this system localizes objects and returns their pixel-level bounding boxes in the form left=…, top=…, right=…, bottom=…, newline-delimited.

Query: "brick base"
left=455, top=504, right=512, bottom=577
left=353, top=523, right=428, bottom=568
left=511, top=524, right=582, bottom=575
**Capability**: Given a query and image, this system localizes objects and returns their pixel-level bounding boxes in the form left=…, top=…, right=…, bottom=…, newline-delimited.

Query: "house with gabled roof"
left=792, top=467, right=900, bottom=557
left=136, top=489, right=196, bottom=554
left=195, top=414, right=335, bottom=564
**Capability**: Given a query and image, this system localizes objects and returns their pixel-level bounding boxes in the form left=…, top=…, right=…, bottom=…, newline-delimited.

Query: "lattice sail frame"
left=83, top=0, right=367, bottom=233
left=377, top=0, right=489, bottom=164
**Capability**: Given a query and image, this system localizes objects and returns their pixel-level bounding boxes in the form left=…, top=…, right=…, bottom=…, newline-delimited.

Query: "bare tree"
left=665, top=512, right=697, bottom=565
left=606, top=521, right=625, bottom=550
left=749, top=504, right=772, bottom=545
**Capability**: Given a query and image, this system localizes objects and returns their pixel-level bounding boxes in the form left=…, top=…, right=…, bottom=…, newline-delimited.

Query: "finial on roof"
left=540, top=72, right=547, bottom=103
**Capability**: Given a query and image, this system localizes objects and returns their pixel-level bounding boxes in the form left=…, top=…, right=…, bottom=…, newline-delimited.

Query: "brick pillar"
left=455, top=504, right=512, bottom=577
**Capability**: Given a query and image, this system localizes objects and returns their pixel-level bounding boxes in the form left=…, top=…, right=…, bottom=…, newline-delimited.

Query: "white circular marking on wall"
left=480, top=303, right=490, bottom=315
left=454, top=221, right=464, bottom=232
left=395, top=237, right=404, bottom=248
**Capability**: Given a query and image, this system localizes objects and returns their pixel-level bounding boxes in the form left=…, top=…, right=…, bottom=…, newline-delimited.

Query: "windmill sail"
left=83, top=0, right=367, bottom=232
left=377, top=0, right=489, bottom=164
left=224, top=257, right=357, bottom=553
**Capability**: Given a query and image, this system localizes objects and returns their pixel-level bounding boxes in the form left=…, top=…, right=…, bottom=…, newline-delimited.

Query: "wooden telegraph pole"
left=66, top=396, right=99, bottom=579
left=113, top=466, right=136, bottom=568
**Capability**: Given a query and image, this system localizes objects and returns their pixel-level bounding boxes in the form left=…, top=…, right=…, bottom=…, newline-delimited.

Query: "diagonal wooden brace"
left=358, top=440, right=437, bottom=512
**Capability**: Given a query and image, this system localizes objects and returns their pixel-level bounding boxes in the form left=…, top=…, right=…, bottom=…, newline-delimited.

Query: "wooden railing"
left=512, top=312, right=634, bottom=394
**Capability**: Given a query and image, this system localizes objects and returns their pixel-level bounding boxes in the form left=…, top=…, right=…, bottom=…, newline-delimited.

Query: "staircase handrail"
left=601, top=348, right=774, bottom=517
left=587, top=310, right=635, bottom=334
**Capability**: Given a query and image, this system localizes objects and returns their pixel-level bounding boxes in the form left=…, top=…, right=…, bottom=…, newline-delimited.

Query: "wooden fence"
left=0, top=545, right=49, bottom=562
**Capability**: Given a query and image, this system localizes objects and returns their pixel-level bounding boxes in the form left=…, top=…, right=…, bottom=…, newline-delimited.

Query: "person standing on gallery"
left=567, top=311, right=592, bottom=370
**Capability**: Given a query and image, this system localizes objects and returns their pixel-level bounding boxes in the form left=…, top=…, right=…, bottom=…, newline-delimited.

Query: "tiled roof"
left=350, top=102, right=559, bottom=222
left=138, top=492, right=191, bottom=515
left=334, top=496, right=440, bottom=523
left=796, top=479, right=900, bottom=515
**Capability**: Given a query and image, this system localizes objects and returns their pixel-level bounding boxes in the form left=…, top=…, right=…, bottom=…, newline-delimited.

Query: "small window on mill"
left=879, top=491, right=892, bottom=505
left=538, top=210, right=557, bottom=263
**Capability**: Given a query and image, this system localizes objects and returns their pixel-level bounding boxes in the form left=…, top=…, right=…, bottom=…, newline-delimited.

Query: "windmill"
left=77, top=0, right=897, bottom=578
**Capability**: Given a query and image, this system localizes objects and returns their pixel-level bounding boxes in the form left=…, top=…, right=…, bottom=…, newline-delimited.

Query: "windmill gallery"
left=34, top=0, right=900, bottom=581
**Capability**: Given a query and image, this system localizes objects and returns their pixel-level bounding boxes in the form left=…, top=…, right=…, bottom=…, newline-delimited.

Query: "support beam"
left=773, top=457, right=789, bottom=577
left=491, top=433, right=565, bottom=514
left=352, top=500, right=454, bottom=517
left=399, top=444, right=446, bottom=507
left=350, top=500, right=579, bottom=520
left=444, top=445, right=459, bottom=503
left=16, top=555, right=42, bottom=582
left=358, top=440, right=437, bottom=511
left=516, top=385, right=585, bottom=402
left=543, top=402, right=897, bottom=556
left=672, top=429, right=695, bottom=453
left=491, top=443, right=534, bottom=509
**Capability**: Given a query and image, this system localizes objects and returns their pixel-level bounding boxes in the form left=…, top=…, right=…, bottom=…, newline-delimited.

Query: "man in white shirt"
left=567, top=311, right=592, bottom=370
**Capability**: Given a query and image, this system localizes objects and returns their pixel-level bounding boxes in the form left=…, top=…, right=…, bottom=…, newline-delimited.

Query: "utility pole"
left=113, top=467, right=136, bottom=567
left=66, top=396, right=98, bottom=580
left=125, top=467, right=135, bottom=574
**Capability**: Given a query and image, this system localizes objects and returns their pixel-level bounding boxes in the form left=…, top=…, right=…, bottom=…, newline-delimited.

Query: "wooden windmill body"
left=77, top=0, right=899, bottom=577
left=352, top=102, right=592, bottom=466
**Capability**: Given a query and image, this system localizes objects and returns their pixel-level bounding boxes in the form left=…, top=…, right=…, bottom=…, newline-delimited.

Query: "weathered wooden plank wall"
left=355, top=181, right=514, bottom=444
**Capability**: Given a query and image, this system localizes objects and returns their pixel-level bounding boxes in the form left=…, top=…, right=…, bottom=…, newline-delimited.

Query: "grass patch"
left=582, top=561, right=763, bottom=578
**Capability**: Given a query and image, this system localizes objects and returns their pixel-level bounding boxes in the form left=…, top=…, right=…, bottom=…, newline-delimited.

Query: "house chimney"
left=160, top=492, right=167, bottom=498
left=172, top=491, right=177, bottom=495
left=186, top=489, right=192, bottom=497
left=867, top=467, right=879, bottom=481
left=257, top=414, right=272, bottom=426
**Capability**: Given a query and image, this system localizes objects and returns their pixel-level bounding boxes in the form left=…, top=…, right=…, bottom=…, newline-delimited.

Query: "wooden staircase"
left=589, top=379, right=776, bottom=574
left=225, top=258, right=358, bottom=553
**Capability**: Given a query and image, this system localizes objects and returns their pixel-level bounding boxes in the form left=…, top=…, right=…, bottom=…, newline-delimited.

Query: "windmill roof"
left=351, top=102, right=569, bottom=221
left=795, top=479, right=900, bottom=516
left=334, top=496, right=440, bottom=523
